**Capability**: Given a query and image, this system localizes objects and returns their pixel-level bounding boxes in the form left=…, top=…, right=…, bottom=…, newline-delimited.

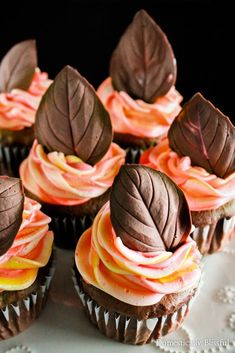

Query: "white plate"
left=1, top=238, right=235, bottom=353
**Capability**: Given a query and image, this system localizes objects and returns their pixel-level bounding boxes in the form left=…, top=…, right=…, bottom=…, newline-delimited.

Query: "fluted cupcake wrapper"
left=0, top=144, right=30, bottom=177
left=125, top=147, right=143, bottom=164
left=191, top=216, right=235, bottom=255
left=0, top=260, right=55, bottom=340
left=50, top=215, right=93, bottom=250
left=72, top=272, right=196, bottom=345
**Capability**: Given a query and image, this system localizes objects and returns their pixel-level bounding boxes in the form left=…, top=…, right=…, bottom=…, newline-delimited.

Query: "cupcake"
left=97, top=10, right=183, bottom=163
left=20, top=65, right=125, bottom=249
left=74, top=165, right=201, bottom=345
left=0, top=40, right=52, bottom=176
left=141, top=93, right=235, bottom=255
left=0, top=176, right=54, bottom=340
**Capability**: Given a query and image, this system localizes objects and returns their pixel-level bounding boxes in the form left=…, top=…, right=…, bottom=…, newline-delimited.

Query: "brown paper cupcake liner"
left=0, top=259, right=55, bottom=340
left=125, top=147, right=143, bottom=164
left=191, top=216, right=235, bottom=255
left=50, top=215, right=93, bottom=249
left=0, top=144, right=30, bottom=177
left=72, top=271, right=197, bottom=345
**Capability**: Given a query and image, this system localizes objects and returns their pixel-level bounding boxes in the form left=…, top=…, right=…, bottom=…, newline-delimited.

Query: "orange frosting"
left=97, top=77, right=183, bottom=138
left=75, top=202, right=201, bottom=306
left=140, top=137, right=235, bottom=211
left=0, top=197, right=53, bottom=291
left=20, top=140, right=125, bottom=206
left=0, top=68, right=52, bottom=130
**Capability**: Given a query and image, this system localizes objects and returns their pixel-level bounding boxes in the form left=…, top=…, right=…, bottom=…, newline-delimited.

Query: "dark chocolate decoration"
left=35, top=65, right=113, bottom=165
left=168, top=92, right=235, bottom=178
left=0, top=40, right=37, bottom=93
left=110, top=165, right=191, bottom=252
left=0, top=176, right=24, bottom=256
left=110, top=9, right=176, bottom=103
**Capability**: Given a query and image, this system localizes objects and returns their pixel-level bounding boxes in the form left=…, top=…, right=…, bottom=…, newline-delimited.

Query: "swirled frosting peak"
left=0, top=197, right=53, bottom=291
left=0, top=68, right=52, bottom=130
left=20, top=140, right=125, bottom=205
left=97, top=77, right=182, bottom=139
left=140, top=137, right=235, bottom=211
left=75, top=202, right=201, bottom=306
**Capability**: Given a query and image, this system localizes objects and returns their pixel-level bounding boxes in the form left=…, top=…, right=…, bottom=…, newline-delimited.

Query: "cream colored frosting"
left=140, top=137, right=235, bottom=211
left=75, top=202, right=201, bottom=306
left=0, top=68, right=52, bottom=130
left=97, top=77, right=183, bottom=138
left=0, top=197, right=53, bottom=291
left=20, top=140, right=126, bottom=205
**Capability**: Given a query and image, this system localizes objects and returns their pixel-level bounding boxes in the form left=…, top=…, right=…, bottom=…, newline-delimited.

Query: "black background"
left=0, top=0, right=233, bottom=122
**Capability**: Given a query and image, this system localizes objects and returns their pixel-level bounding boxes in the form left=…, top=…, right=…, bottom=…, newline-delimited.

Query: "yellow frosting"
left=0, top=197, right=53, bottom=291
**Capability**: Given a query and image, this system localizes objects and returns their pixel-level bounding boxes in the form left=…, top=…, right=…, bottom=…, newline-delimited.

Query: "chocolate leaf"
left=0, top=176, right=24, bottom=256
left=35, top=65, right=113, bottom=165
left=110, top=165, right=191, bottom=252
left=168, top=92, right=235, bottom=178
left=110, top=9, right=176, bottom=103
left=0, top=40, right=37, bottom=93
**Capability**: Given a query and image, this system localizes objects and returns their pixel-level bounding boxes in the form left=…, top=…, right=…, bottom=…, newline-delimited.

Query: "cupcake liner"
left=125, top=147, right=143, bottom=164
left=72, top=271, right=196, bottom=345
left=0, top=259, right=55, bottom=340
left=191, top=216, right=235, bottom=255
left=50, top=214, right=93, bottom=249
left=0, top=144, right=30, bottom=177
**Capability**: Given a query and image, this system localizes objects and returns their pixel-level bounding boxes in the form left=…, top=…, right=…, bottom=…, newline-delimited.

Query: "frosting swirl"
left=0, top=68, right=52, bottom=130
left=20, top=140, right=125, bottom=205
left=75, top=202, right=201, bottom=306
left=140, top=137, right=235, bottom=211
left=97, top=77, right=183, bottom=138
left=0, top=197, right=53, bottom=291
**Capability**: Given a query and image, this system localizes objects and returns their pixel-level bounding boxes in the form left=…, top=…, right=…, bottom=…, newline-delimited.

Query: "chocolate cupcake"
left=0, top=40, right=52, bottom=177
left=97, top=9, right=183, bottom=163
left=0, top=176, right=54, bottom=340
left=19, top=65, right=125, bottom=249
left=74, top=165, right=201, bottom=345
left=141, top=93, right=235, bottom=255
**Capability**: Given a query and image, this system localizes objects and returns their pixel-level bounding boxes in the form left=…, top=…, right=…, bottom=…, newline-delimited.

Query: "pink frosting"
left=0, top=68, right=52, bottom=130
left=75, top=202, right=201, bottom=306
left=0, top=197, right=53, bottom=291
left=97, top=77, right=183, bottom=138
left=140, top=137, right=235, bottom=211
left=19, top=140, right=126, bottom=206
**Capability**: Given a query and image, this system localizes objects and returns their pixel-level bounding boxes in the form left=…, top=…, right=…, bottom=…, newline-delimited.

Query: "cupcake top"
left=97, top=9, right=182, bottom=139
left=0, top=40, right=52, bottom=131
left=0, top=176, right=53, bottom=291
left=75, top=165, right=201, bottom=306
left=140, top=93, right=235, bottom=211
left=20, top=66, right=125, bottom=205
